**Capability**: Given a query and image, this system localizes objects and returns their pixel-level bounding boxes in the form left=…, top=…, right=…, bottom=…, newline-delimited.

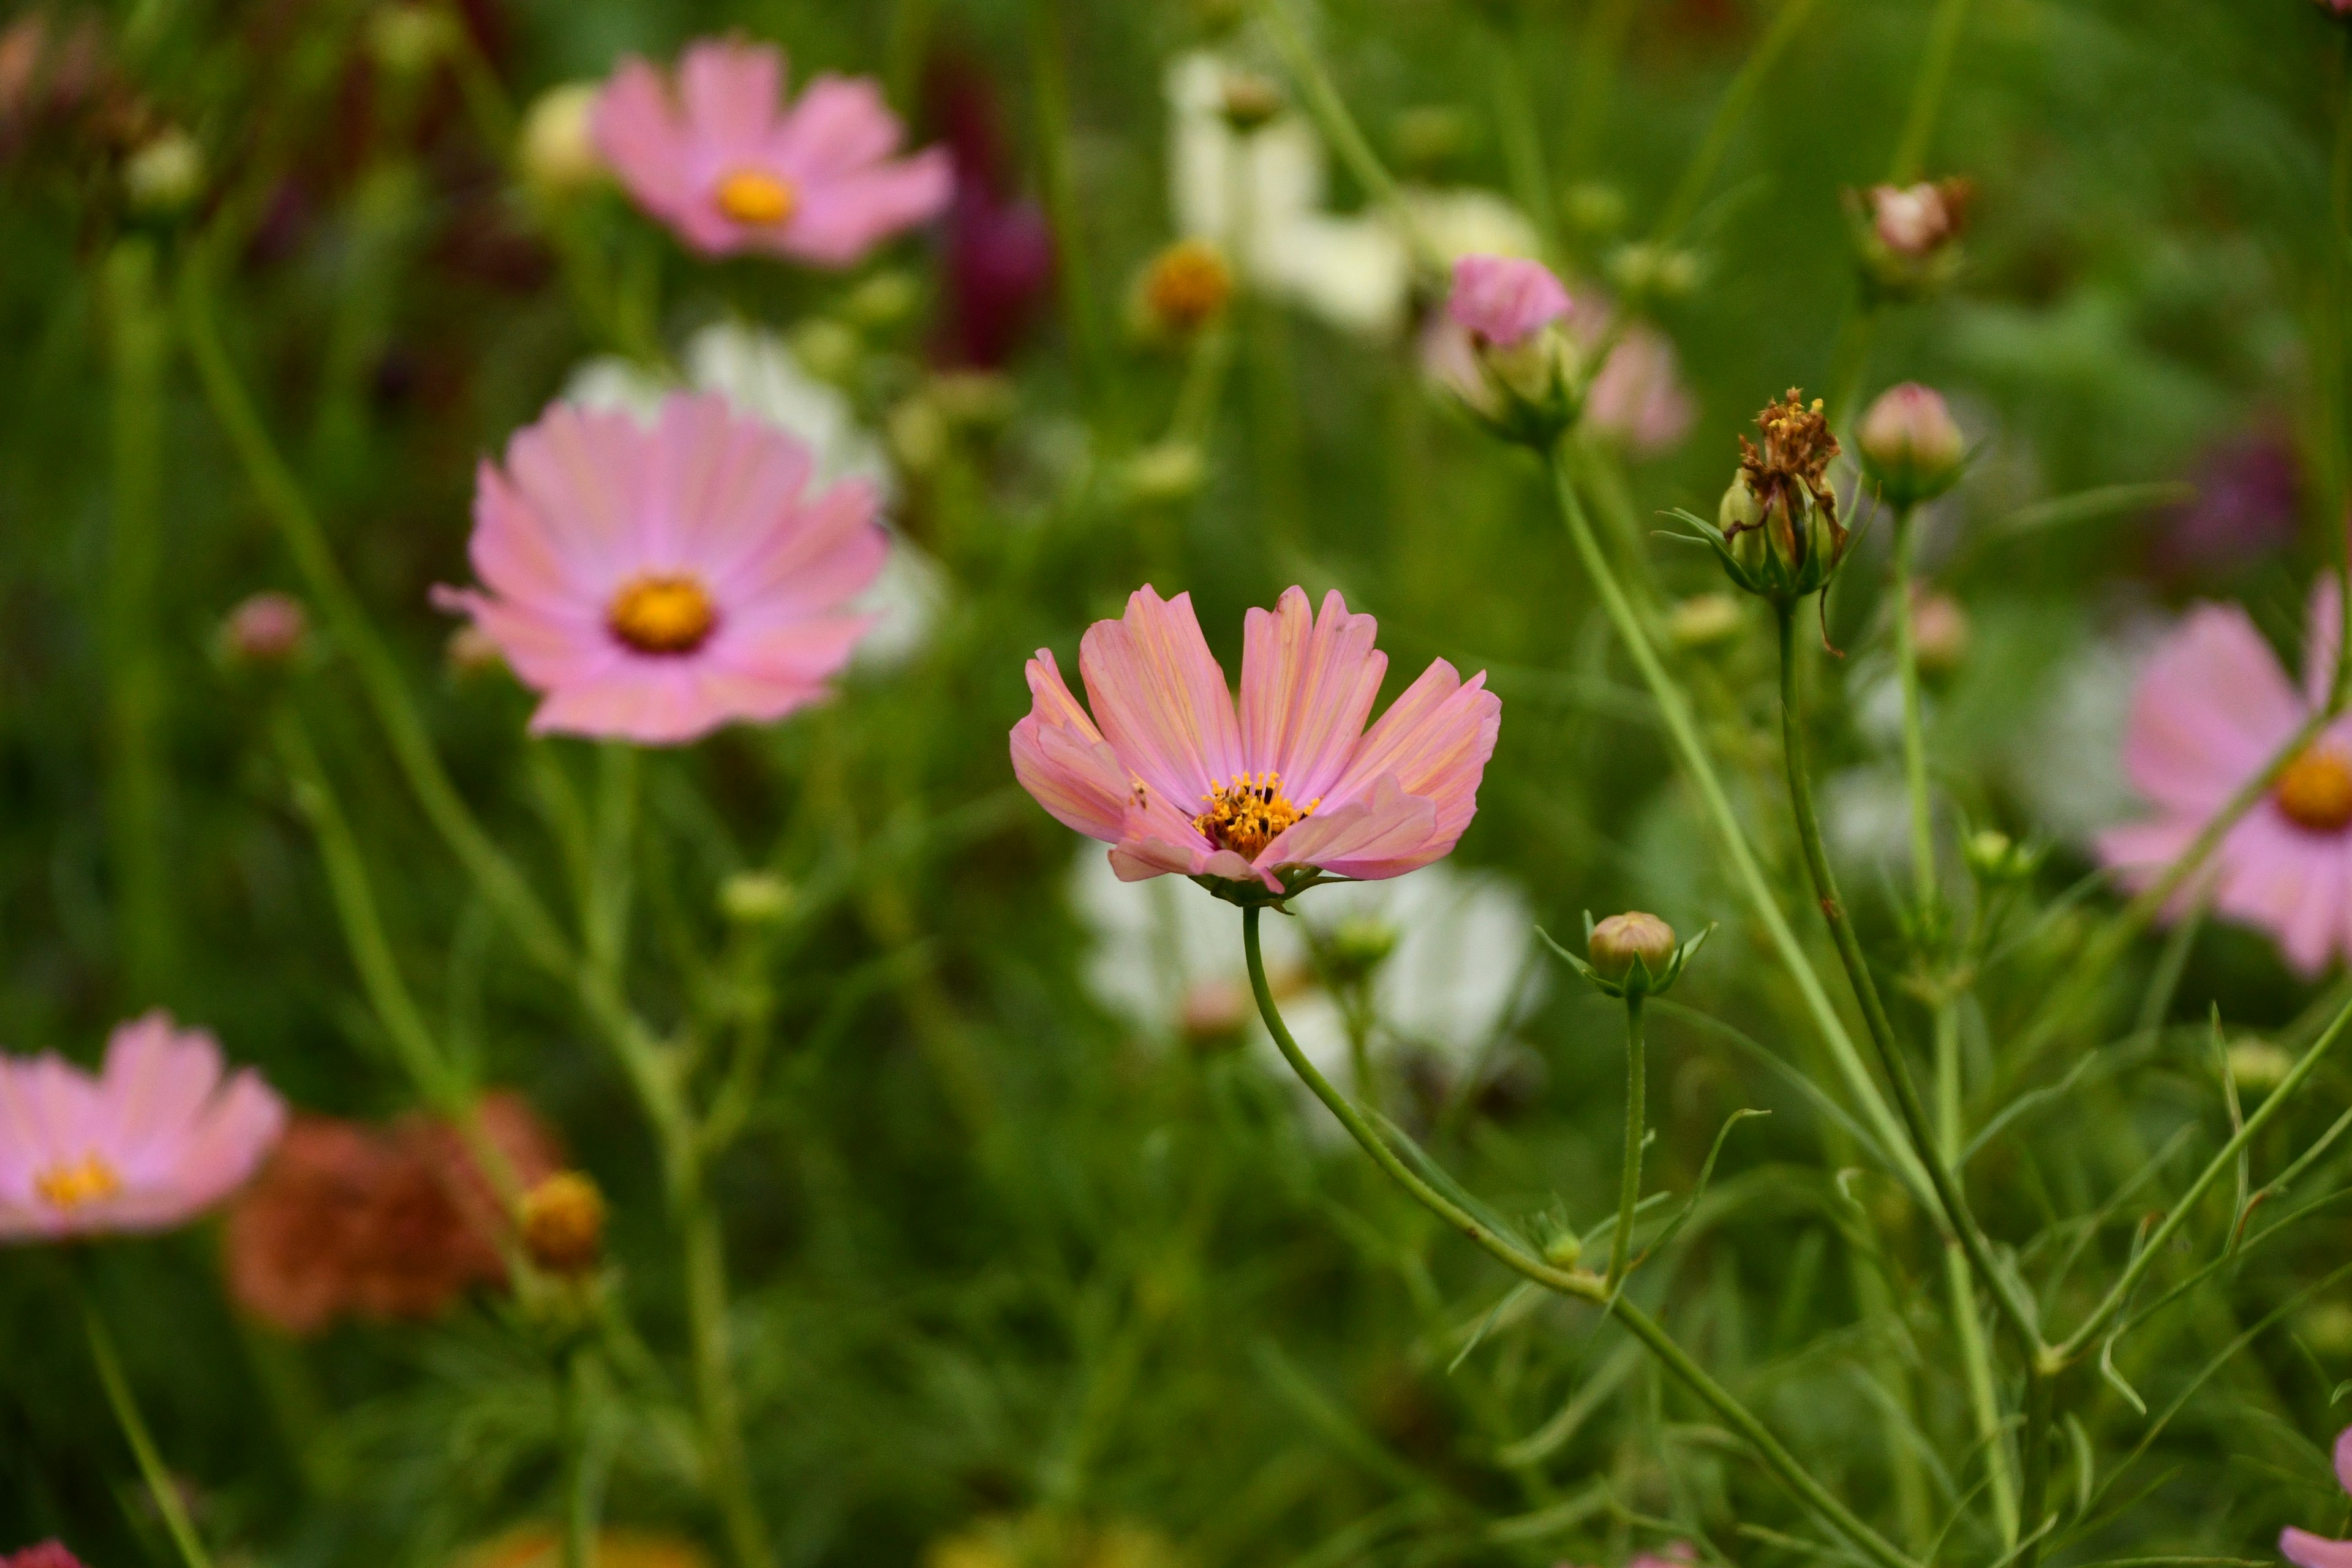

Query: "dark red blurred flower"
left=7, top=1542, right=88, bottom=1568
left=2154, top=429, right=2300, bottom=577
left=927, top=55, right=1054, bottom=368
left=225, top=1092, right=559, bottom=1335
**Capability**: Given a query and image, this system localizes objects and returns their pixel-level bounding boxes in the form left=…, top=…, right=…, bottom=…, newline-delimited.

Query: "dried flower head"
left=1697, top=389, right=1851, bottom=612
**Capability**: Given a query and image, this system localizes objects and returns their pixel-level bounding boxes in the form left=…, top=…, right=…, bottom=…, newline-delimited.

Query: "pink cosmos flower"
left=0, top=1011, right=285, bottom=1242
left=1446, top=254, right=1570, bottom=347
left=593, top=39, right=952, bottom=266
left=2281, top=1427, right=2352, bottom=1568
left=1011, top=585, right=1501, bottom=894
left=6, top=1544, right=86, bottom=1568
left=2099, top=582, right=2352, bottom=974
left=433, top=392, right=887, bottom=745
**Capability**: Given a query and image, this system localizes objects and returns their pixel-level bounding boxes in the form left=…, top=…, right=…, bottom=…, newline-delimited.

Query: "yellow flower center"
left=35, top=1153, right=122, bottom=1211
left=714, top=168, right=797, bottom=227
left=608, top=574, right=717, bottom=655
left=2277, top=747, right=2352, bottom=833
left=1193, top=772, right=1314, bottom=861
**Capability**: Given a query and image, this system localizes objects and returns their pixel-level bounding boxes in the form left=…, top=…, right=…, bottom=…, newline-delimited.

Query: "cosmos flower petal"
left=652, top=390, right=818, bottom=570
left=591, top=58, right=697, bottom=214
left=1327, top=661, right=1501, bottom=845
left=2284, top=1531, right=2352, bottom=1568
left=1109, top=833, right=1267, bottom=888
left=2308, top=578, right=2345, bottom=709
left=1238, top=586, right=1387, bottom=805
left=1078, top=587, right=1245, bottom=810
left=1257, top=774, right=1441, bottom=881
left=772, top=73, right=908, bottom=177
left=678, top=39, right=785, bottom=151
left=777, top=153, right=956, bottom=268
left=2122, top=603, right=2303, bottom=815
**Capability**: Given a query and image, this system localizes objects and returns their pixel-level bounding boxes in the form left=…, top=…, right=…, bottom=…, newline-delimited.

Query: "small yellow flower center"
left=1193, top=772, right=1314, bottom=861
left=714, top=168, right=797, bottom=227
left=608, top=574, right=717, bottom=655
left=35, top=1153, right=122, bottom=1211
left=2277, top=747, right=2352, bottom=834
left=1144, top=240, right=1234, bottom=333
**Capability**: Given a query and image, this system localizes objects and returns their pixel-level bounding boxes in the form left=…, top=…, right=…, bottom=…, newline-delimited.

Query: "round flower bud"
left=2302, top=1301, right=2352, bottom=1358
left=789, top=318, right=863, bottom=385
left=223, top=591, right=307, bottom=666
left=1858, top=383, right=1966, bottom=508
left=123, top=127, right=203, bottom=215
left=1322, top=915, right=1399, bottom=987
left=1720, top=476, right=1768, bottom=575
left=519, top=1171, right=606, bottom=1275
left=1123, top=440, right=1205, bottom=505
left=1542, top=1229, right=1583, bottom=1267
left=1668, top=592, right=1744, bottom=651
left=1910, top=590, right=1970, bottom=676
left=1140, top=239, right=1233, bottom=337
left=842, top=270, right=922, bottom=329
left=718, top=871, right=793, bottom=926
left=518, top=82, right=604, bottom=196
left=1218, top=72, right=1283, bottom=134
left=1961, top=828, right=2038, bottom=885
left=1588, top=911, right=1676, bottom=983
left=2226, top=1038, right=2293, bottom=1095
left=367, top=4, right=454, bottom=78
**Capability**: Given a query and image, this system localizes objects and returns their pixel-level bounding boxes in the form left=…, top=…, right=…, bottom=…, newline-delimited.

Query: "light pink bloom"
left=1868, top=181, right=1962, bottom=257
left=0, top=1011, right=285, bottom=1242
left=1446, top=254, right=1569, bottom=347
left=1011, top=585, right=1501, bottom=893
left=2099, top=582, right=2352, bottom=975
left=434, top=393, right=887, bottom=745
left=2281, top=1427, right=2352, bottom=1568
left=1566, top=292, right=1693, bottom=457
left=593, top=39, right=951, bottom=265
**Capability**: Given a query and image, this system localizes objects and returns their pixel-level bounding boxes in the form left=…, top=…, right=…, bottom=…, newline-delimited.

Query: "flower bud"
left=1438, top=254, right=1578, bottom=445
left=222, top=592, right=307, bottom=666
left=367, top=4, right=454, bottom=78
left=2226, top=1038, right=2293, bottom=1095
left=1668, top=592, right=1744, bottom=651
left=1720, top=475, right=1769, bottom=574
left=1852, top=178, right=1973, bottom=300
left=1322, top=915, right=1399, bottom=987
left=1706, top=391, right=1847, bottom=602
left=718, top=871, right=793, bottom=926
left=1123, top=440, right=1205, bottom=505
left=1218, top=72, right=1283, bottom=134
left=123, top=127, right=203, bottom=215
left=1588, top=912, right=1676, bottom=983
left=789, top=318, right=863, bottom=385
left=1139, top=239, right=1233, bottom=339
left=518, top=82, right=604, bottom=196
left=1961, top=827, right=2039, bottom=885
left=519, top=1171, right=606, bottom=1275
left=1542, top=1228, right=1583, bottom=1267
left=1858, top=383, right=1966, bottom=508
left=842, top=270, right=922, bottom=329
left=1910, top=590, right=1970, bottom=676
left=446, top=622, right=505, bottom=679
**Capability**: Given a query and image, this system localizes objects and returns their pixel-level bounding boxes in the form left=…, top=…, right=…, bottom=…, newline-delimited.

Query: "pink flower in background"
left=5, top=1545, right=86, bottom=1568
left=2281, top=1428, right=2352, bottom=1568
left=1446, top=254, right=1569, bottom=347
left=928, top=53, right=1055, bottom=367
left=0, top=1011, right=284, bottom=1242
left=2099, top=582, right=2352, bottom=974
left=1011, top=586, right=1501, bottom=893
left=2154, top=430, right=2301, bottom=577
left=1564, top=292, right=1694, bottom=457
left=594, top=39, right=951, bottom=265
left=434, top=393, right=887, bottom=745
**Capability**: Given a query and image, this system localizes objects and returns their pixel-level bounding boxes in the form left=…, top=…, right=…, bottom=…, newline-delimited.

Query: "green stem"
left=81, top=1281, right=216, bottom=1568
left=561, top=1349, right=599, bottom=1568
left=104, top=236, right=175, bottom=1002
left=1250, top=0, right=1439, bottom=270
left=1546, top=447, right=1929, bottom=1205
left=2016, top=1360, right=2053, bottom=1564
left=1608, top=993, right=1646, bottom=1290
left=1563, top=0, right=1638, bottom=184
left=679, top=1178, right=775, bottom=1568
left=1888, top=506, right=1938, bottom=921
left=1242, top=907, right=1920, bottom=1568
left=1773, top=600, right=2043, bottom=1355
left=1886, top=0, right=1971, bottom=184
left=1489, top=26, right=1559, bottom=260
left=587, top=744, right=638, bottom=984
left=1824, top=303, right=1879, bottom=432
left=1027, top=0, right=1109, bottom=413
left=1936, top=1000, right=2018, bottom=1546
left=1649, top=0, right=1825, bottom=248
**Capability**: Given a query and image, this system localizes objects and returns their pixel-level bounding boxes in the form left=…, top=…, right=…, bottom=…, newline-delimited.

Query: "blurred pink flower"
left=224, top=590, right=309, bottom=665
left=6, top=1544, right=86, bottom=1568
left=2099, top=582, right=2352, bottom=974
left=0, top=1011, right=284, bottom=1242
left=594, top=39, right=951, bottom=265
left=1565, top=293, right=1694, bottom=457
left=1867, top=179, right=1970, bottom=258
left=433, top=393, right=886, bottom=745
left=2154, top=430, right=2301, bottom=577
left=1446, top=254, right=1569, bottom=347
left=1011, top=586, right=1500, bottom=894
left=2281, top=1427, right=2352, bottom=1568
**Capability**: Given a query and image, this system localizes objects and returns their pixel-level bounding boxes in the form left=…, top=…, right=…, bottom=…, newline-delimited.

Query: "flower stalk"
left=80, top=1277, right=216, bottom=1568
left=1608, top=992, right=1645, bottom=1291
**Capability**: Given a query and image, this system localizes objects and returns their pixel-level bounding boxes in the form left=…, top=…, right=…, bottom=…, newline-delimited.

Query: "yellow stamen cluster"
left=1193, top=772, right=1313, bottom=860
left=714, top=168, right=797, bottom=227
left=1143, top=240, right=1234, bottom=334
left=2277, top=747, right=2352, bottom=833
left=608, top=574, right=717, bottom=655
left=35, top=1153, right=123, bottom=1211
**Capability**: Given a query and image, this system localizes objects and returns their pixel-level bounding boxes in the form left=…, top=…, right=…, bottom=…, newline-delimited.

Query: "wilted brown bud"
left=520, top=1171, right=606, bottom=1275
left=1588, top=911, right=1676, bottom=982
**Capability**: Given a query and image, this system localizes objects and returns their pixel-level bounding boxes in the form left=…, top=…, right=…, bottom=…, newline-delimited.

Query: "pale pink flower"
left=433, top=393, right=887, bottom=745
left=593, top=39, right=951, bottom=265
left=2281, top=1427, right=2352, bottom=1568
left=2100, top=582, right=2352, bottom=974
left=1867, top=180, right=1968, bottom=258
left=1011, top=586, right=1501, bottom=894
left=1566, top=292, right=1693, bottom=456
left=1446, top=254, right=1569, bottom=347
left=0, top=1011, right=285, bottom=1242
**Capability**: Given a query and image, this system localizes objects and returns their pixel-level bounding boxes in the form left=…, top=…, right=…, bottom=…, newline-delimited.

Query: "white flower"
left=564, top=322, right=943, bottom=669
left=1068, top=846, right=1546, bottom=1133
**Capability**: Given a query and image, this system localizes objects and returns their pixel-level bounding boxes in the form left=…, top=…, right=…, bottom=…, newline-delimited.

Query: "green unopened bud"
left=1721, top=477, right=1768, bottom=576
left=518, top=83, right=604, bottom=195
left=1218, top=72, right=1283, bottom=133
left=1588, top=911, right=1676, bottom=983
left=718, top=872, right=793, bottom=925
left=2226, top=1038, right=2293, bottom=1095
left=1543, top=1229, right=1583, bottom=1267
left=1323, top=916, right=1400, bottom=986
left=1123, top=440, right=1205, bottom=505
left=124, top=127, right=204, bottom=214
left=368, top=4, right=454, bottom=77
left=2302, top=1301, right=2352, bottom=1358
left=1962, top=827, right=2039, bottom=885
left=842, top=270, right=922, bottom=329
left=788, top=318, right=862, bottom=384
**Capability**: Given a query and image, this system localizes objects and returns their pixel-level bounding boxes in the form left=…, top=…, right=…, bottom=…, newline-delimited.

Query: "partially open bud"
left=124, top=127, right=203, bottom=216
left=519, top=82, right=604, bottom=196
left=1850, top=178, right=1973, bottom=300
left=719, top=871, right=793, bottom=926
left=1434, top=254, right=1579, bottom=445
left=1137, top=238, right=1233, bottom=339
left=223, top=592, right=308, bottom=666
left=1858, top=383, right=1966, bottom=508
left=520, top=1171, right=606, bottom=1275
left=1589, top=912, right=1677, bottom=982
